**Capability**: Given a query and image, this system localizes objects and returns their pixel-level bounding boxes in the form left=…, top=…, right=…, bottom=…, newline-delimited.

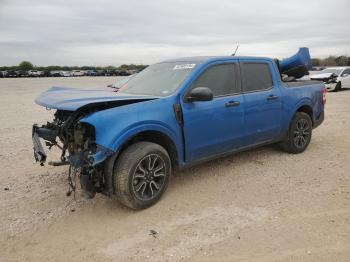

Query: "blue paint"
left=279, top=47, right=312, bottom=72
left=35, top=86, right=159, bottom=111
left=35, top=54, right=325, bottom=168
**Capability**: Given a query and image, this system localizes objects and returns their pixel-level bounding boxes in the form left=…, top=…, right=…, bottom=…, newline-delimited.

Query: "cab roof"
left=162, top=56, right=273, bottom=64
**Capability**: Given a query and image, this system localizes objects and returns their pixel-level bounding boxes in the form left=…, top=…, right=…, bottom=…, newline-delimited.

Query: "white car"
left=28, top=70, right=44, bottom=77
left=60, top=71, right=72, bottom=77
left=71, top=70, right=85, bottom=77
left=310, top=67, right=350, bottom=91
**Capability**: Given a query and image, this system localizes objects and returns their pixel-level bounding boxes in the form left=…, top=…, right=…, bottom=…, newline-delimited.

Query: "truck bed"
left=284, top=80, right=323, bottom=88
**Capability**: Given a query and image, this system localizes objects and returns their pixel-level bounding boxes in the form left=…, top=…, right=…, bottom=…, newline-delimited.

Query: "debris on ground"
left=149, top=229, right=159, bottom=238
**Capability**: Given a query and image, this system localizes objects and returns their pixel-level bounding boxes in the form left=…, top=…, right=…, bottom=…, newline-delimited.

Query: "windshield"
left=319, top=68, right=343, bottom=75
left=118, top=62, right=196, bottom=96
left=112, top=74, right=136, bottom=89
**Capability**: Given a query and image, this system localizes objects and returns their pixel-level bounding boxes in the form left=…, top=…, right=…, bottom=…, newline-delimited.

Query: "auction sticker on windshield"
left=173, top=64, right=196, bottom=70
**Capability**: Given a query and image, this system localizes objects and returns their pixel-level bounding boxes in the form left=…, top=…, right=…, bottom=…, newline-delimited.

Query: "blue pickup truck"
left=33, top=50, right=326, bottom=209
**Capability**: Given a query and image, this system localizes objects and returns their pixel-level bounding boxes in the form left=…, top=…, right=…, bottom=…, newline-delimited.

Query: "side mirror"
left=342, top=74, right=349, bottom=77
left=185, top=87, right=213, bottom=102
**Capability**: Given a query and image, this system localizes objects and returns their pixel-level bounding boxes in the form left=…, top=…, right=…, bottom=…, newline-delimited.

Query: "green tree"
left=311, top=58, right=321, bottom=66
left=335, top=56, right=348, bottom=66
left=320, top=56, right=337, bottom=66
left=18, top=61, right=34, bottom=71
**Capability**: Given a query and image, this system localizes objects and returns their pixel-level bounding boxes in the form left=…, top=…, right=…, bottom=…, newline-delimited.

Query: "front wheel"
left=334, top=82, right=342, bottom=92
left=113, top=142, right=171, bottom=209
left=280, top=112, right=312, bottom=154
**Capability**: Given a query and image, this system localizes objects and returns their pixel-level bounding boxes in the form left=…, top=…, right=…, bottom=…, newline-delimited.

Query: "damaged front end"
left=32, top=109, right=114, bottom=198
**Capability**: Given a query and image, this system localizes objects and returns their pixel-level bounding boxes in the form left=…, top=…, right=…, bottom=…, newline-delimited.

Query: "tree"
left=335, top=56, right=348, bottom=66
left=18, top=61, right=34, bottom=71
left=320, top=56, right=337, bottom=66
left=311, top=58, right=321, bottom=66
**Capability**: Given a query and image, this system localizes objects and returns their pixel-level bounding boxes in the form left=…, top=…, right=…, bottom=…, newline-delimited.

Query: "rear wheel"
left=280, top=112, right=312, bottom=154
left=113, top=142, right=171, bottom=209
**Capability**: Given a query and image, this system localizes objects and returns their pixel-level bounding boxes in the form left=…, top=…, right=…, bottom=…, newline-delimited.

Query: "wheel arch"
left=296, top=105, right=314, bottom=125
left=116, top=130, right=179, bottom=169
left=289, top=99, right=314, bottom=127
left=104, top=127, right=181, bottom=196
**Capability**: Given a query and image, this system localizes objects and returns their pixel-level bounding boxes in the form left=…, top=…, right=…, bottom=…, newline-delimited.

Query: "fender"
left=81, top=108, right=184, bottom=162
left=286, top=98, right=313, bottom=128
left=110, top=121, right=184, bottom=162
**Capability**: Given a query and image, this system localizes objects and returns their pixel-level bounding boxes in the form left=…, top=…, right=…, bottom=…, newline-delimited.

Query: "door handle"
left=225, top=101, right=240, bottom=107
left=267, top=95, right=278, bottom=101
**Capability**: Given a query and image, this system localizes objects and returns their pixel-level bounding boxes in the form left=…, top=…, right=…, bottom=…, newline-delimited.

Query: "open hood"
left=35, top=86, right=159, bottom=111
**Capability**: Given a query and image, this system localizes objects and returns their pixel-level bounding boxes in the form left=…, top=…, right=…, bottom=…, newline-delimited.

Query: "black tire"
left=113, top=142, right=171, bottom=209
left=334, top=82, right=341, bottom=92
left=280, top=112, right=312, bottom=154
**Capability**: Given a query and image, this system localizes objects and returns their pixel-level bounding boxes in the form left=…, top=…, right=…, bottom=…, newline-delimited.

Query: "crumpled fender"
left=80, top=97, right=184, bottom=164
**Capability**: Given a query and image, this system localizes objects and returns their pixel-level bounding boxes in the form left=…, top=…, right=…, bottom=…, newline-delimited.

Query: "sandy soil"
left=0, top=77, right=349, bottom=262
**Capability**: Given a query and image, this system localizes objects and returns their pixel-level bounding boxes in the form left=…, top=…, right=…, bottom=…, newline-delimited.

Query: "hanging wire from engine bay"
left=67, top=165, right=79, bottom=200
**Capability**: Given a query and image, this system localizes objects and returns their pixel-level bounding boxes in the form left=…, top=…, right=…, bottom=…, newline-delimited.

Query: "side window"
left=193, top=63, right=238, bottom=97
left=242, top=63, right=273, bottom=92
left=342, top=69, right=350, bottom=76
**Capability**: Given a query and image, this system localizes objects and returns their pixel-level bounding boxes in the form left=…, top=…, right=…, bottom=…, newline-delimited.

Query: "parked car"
left=0, top=71, right=8, bottom=78
left=115, top=70, right=129, bottom=76
left=310, top=67, right=350, bottom=91
left=72, top=70, right=85, bottom=77
left=50, top=71, right=62, bottom=77
left=85, top=70, right=98, bottom=76
left=6, top=70, right=18, bottom=77
left=60, top=71, right=72, bottom=77
left=107, top=74, right=137, bottom=90
left=28, top=70, right=44, bottom=77
left=14, top=70, right=27, bottom=77
left=32, top=52, right=325, bottom=209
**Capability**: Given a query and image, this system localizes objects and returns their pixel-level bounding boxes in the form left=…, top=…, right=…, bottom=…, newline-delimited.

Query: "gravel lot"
left=1, top=77, right=349, bottom=261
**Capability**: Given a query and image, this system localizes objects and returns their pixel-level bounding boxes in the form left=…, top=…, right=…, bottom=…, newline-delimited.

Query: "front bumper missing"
left=32, top=124, right=113, bottom=168
left=32, top=123, right=115, bottom=198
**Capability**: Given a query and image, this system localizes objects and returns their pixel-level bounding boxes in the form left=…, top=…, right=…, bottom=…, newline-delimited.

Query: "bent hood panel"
left=35, top=86, right=159, bottom=111
left=310, top=73, right=334, bottom=80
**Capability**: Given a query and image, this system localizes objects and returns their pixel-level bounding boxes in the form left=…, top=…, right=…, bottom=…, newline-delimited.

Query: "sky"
left=0, top=0, right=349, bottom=66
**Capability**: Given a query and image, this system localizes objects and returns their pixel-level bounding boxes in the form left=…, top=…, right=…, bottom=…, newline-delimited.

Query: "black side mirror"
left=185, top=87, right=213, bottom=102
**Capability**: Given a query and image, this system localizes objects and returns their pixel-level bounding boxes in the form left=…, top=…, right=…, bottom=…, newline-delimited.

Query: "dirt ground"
left=0, top=77, right=349, bottom=262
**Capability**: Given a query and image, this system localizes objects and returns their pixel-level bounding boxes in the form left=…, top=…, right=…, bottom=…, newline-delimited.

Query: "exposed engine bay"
left=32, top=83, right=159, bottom=199
left=33, top=108, right=113, bottom=198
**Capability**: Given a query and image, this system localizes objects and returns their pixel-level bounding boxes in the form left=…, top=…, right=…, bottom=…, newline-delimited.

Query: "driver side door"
left=181, top=62, right=245, bottom=163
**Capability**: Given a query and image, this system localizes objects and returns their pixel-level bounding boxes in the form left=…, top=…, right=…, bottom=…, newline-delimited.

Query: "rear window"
left=242, top=63, right=273, bottom=92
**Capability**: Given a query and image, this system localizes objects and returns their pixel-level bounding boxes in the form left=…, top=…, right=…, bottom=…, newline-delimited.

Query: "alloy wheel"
left=293, top=118, right=310, bottom=149
left=132, top=153, right=166, bottom=201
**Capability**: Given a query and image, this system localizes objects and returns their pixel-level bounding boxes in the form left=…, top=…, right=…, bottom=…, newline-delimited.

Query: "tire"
left=113, top=142, right=171, bottom=209
left=334, top=82, right=341, bottom=92
left=280, top=112, right=312, bottom=154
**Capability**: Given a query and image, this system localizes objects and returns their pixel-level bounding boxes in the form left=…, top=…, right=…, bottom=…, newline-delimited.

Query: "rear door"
left=181, top=62, right=245, bottom=162
left=240, top=60, right=282, bottom=145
